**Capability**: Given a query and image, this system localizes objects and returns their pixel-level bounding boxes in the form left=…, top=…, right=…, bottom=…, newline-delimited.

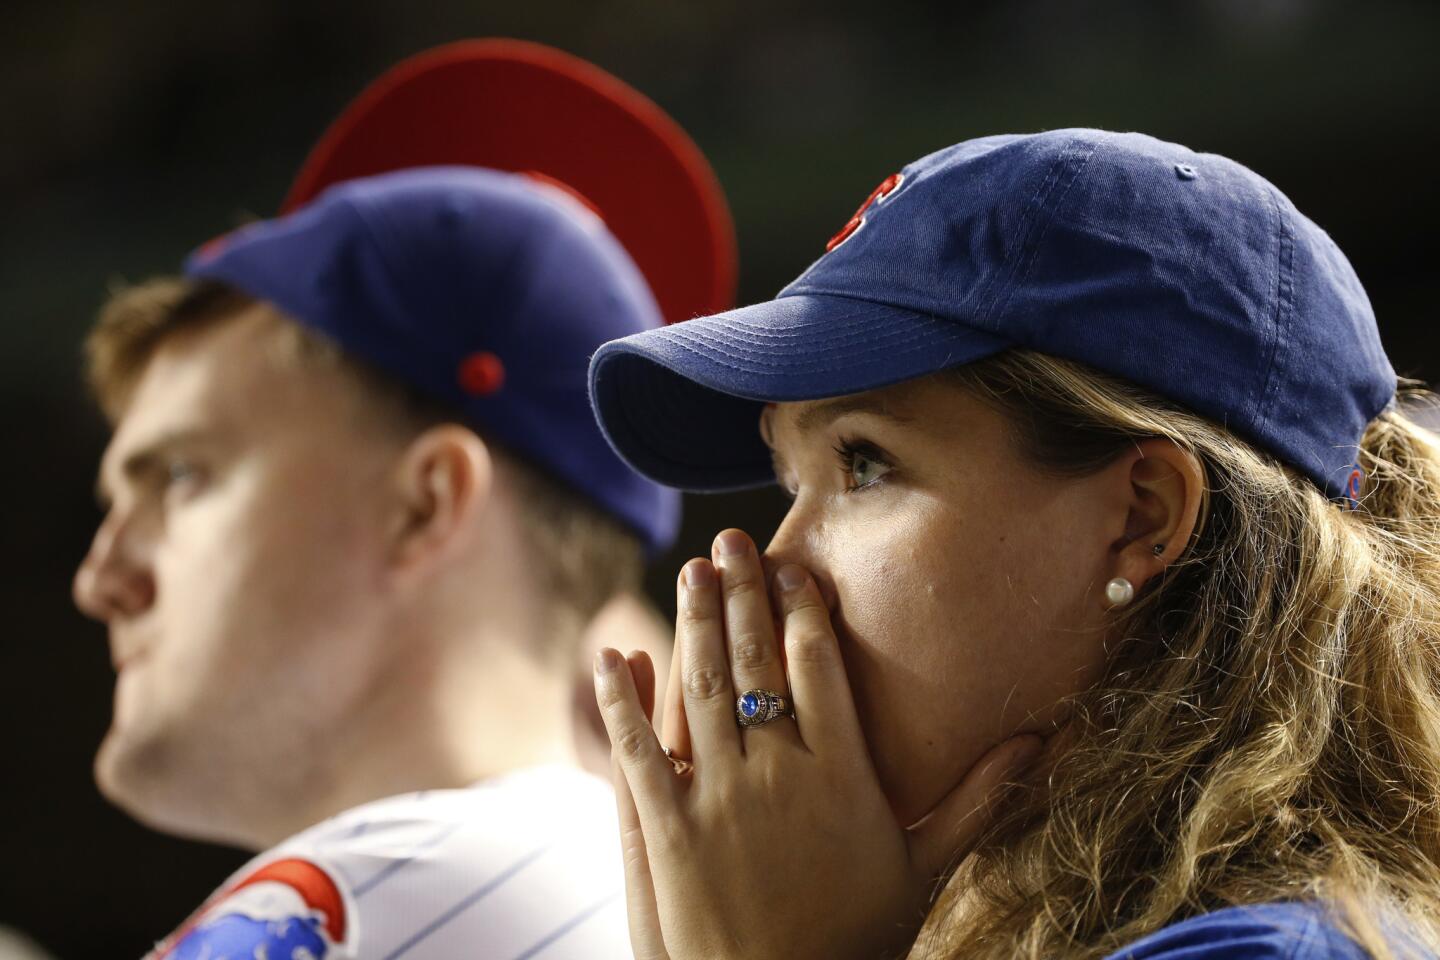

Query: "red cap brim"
left=282, top=39, right=736, bottom=324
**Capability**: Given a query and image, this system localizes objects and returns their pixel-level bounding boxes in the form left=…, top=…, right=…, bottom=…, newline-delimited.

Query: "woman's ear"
left=387, top=424, right=493, bottom=571
left=1109, top=437, right=1203, bottom=594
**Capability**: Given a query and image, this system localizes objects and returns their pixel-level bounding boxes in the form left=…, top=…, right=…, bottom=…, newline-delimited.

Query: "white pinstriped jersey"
left=143, top=766, right=632, bottom=960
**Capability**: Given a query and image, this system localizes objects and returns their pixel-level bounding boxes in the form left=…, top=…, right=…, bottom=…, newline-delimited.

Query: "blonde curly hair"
left=916, top=350, right=1440, bottom=959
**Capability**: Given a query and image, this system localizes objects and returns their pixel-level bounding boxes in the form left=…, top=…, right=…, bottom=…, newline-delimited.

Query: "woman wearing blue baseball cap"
left=589, top=130, right=1440, bottom=959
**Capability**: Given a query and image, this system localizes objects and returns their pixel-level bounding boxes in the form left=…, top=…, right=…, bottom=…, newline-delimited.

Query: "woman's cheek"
left=823, top=497, right=980, bottom=706
left=828, top=501, right=940, bottom=629
left=837, top=495, right=1045, bottom=708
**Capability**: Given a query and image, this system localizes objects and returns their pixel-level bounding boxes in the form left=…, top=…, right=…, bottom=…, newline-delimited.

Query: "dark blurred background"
left=1, top=0, right=1436, bottom=955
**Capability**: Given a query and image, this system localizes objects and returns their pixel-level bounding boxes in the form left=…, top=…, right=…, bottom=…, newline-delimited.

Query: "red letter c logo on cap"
left=825, top=173, right=904, bottom=252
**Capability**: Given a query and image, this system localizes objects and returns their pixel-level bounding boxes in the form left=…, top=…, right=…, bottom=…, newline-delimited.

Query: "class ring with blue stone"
left=735, top=689, right=794, bottom=728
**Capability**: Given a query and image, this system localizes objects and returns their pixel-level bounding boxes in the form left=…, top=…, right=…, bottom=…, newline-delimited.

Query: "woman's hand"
left=594, top=529, right=1042, bottom=960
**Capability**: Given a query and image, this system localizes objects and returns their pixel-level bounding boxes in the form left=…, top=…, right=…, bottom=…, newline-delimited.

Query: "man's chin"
left=95, top=726, right=202, bottom=837
left=94, top=724, right=164, bottom=818
left=94, top=724, right=269, bottom=849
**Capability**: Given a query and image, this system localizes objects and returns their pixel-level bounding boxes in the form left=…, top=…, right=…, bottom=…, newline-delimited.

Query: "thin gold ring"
left=662, top=746, right=694, bottom=775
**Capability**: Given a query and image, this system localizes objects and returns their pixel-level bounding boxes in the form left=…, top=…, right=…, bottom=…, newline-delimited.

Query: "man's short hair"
left=86, top=277, right=645, bottom=634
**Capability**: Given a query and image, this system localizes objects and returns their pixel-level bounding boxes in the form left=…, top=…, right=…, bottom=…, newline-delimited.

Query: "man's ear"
left=1107, top=437, right=1204, bottom=592
left=387, top=425, right=493, bottom=570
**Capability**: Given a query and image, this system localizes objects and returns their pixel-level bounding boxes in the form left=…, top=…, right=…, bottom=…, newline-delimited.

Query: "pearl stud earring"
left=1105, top=577, right=1135, bottom=608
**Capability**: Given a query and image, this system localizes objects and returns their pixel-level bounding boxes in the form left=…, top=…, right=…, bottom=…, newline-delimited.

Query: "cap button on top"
left=458, top=351, right=506, bottom=396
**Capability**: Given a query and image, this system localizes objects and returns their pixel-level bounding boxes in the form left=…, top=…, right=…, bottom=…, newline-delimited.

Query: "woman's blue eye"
left=849, top=451, right=890, bottom=488
left=834, top=439, right=893, bottom=491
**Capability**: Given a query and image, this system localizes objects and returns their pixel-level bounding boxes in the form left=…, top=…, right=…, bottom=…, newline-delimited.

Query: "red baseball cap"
left=282, top=38, right=736, bottom=326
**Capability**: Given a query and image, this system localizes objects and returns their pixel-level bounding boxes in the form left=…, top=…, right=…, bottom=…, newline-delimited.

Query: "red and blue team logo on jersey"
left=152, top=858, right=354, bottom=960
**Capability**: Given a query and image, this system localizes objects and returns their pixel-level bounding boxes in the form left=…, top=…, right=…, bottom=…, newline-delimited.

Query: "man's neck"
left=245, top=625, right=579, bottom=850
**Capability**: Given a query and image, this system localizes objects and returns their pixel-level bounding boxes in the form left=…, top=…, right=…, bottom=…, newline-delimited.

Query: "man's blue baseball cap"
left=590, top=129, right=1397, bottom=502
left=187, top=166, right=681, bottom=553
left=177, top=40, right=737, bottom=557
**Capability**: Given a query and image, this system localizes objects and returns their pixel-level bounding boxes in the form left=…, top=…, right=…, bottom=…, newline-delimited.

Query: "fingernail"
left=775, top=565, right=807, bottom=593
left=715, top=529, right=748, bottom=558
left=595, top=648, right=622, bottom=674
left=683, top=559, right=715, bottom=588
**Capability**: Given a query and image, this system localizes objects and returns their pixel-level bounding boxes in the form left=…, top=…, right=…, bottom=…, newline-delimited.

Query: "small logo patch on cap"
left=825, top=173, right=904, bottom=252
left=1344, top=465, right=1365, bottom=509
left=458, top=351, right=506, bottom=396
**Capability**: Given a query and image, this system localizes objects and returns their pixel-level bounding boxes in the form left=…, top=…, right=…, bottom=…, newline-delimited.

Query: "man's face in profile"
left=74, top=305, right=409, bottom=844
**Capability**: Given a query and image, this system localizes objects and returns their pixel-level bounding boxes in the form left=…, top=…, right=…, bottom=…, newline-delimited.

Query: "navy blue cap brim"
left=589, top=293, right=1014, bottom=491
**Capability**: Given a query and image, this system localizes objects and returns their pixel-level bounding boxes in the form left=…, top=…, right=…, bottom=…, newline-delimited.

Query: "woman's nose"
left=761, top=513, right=840, bottom=615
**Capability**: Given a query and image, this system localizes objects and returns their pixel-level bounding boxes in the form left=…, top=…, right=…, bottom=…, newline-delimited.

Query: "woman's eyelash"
left=832, top=437, right=894, bottom=491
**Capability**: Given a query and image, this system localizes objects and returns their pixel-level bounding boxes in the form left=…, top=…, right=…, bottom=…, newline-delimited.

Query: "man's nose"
left=73, top=515, right=155, bottom=622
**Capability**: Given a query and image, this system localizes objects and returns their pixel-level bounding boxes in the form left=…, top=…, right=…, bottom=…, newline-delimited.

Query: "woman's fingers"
left=615, top=651, right=672, bottom=959
left=712, top=530, right=792, bottom=735
left=772, top=564, right=868, bottom=758
left=594, top=648, right=677, bottom=807
left=611, top=750, right=670, bottom=960
left=628, top=650, right=657, bottom=723
left=659, top=633, right=691, bottom=762
left=905, top=734, right=1044, bottom=881
left=675, top=558, right=742, bottom=760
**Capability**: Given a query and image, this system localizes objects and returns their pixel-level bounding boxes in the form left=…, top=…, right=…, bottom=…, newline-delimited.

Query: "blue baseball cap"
left=590, top=129, right=1396, bottom=502
left=187, top=166, right=681, bottom=553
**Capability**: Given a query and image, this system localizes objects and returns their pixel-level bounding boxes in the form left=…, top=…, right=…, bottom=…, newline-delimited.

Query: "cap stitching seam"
left=661, top=323, right=969, bottom=373
left=667, top=307, right=952, bottom=350
left=989, top=136, right=1106, bottom=327
left=974, top=134, right=1101, bottom=332
left=970, top=148, right=1068, bottom=330
left=340, top=198, right=469, bottom=378
left=668, top=321, right=954, bottom=368
left=1250, top=183, right=1295, bottom=462
left=782, top=284, right=962, bottom=317
left=682, top=310, right=909, bottom=342
left=667, top=311, right=947, bottom=349
left=287, top=199, right=475, bottom=417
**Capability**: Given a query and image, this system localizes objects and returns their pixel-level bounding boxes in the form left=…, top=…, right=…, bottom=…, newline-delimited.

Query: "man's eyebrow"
left=792, top=395, right=916, bottom=434
left=96, top=428, right=213, bottom=506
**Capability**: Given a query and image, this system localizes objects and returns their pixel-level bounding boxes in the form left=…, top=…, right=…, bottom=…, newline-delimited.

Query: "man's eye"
left=165, top=460, right=205, bottom=491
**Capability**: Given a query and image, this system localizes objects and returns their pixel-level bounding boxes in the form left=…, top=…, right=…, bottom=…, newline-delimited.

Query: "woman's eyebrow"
left=793, top=395, right=915, bottom=434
